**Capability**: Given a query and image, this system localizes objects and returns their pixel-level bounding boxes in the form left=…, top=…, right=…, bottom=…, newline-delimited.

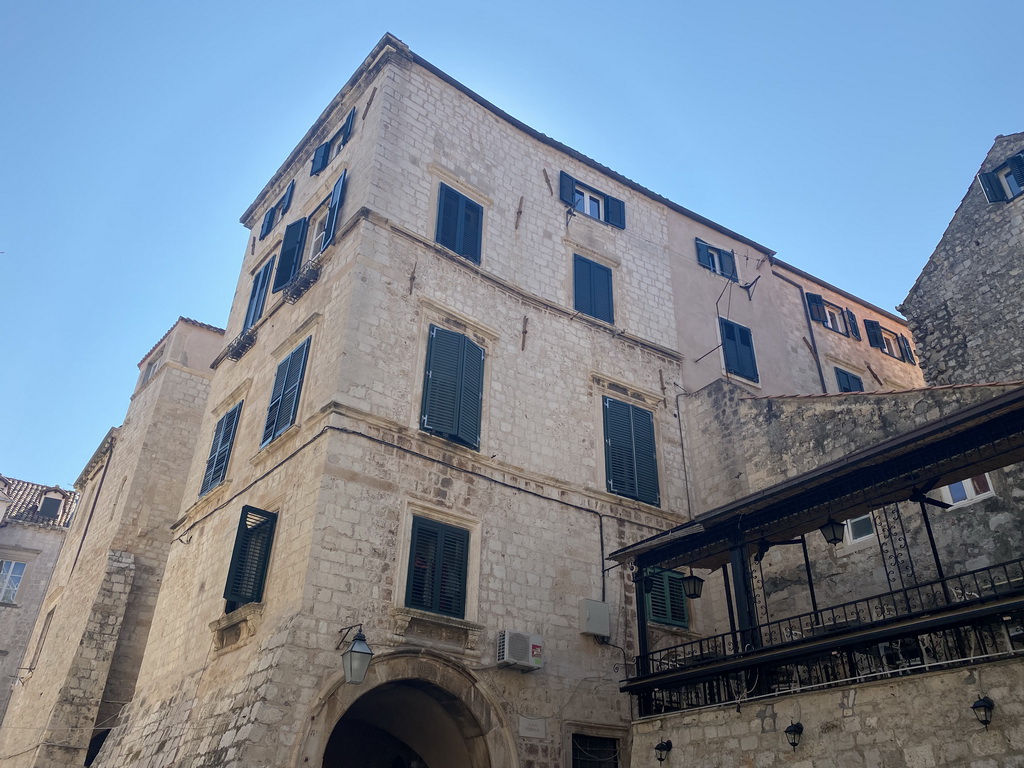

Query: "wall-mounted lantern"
left=971, top=696, right=995, bottom=729
left=784, top=722, right=804, bottom=750
left=654, top=740, right=672, bottom=763
left=819, top=518, right=845, bottom=547
left=337, top=624, right=374, bottom=684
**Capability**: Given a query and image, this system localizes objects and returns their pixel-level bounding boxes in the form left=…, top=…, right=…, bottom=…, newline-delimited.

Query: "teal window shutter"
left=720, top=318, right=758, bottom=382
left=718, top=249, right=737, bottom=281
left=605, top=195, right=626, bottom=229
left=603, top=397, right=660, bottom=506
left=339, top=107, right=357, bottom=146
left=279, top=180, right=295, bottom=214
left=310, top=142, right=331, bottom=175
left=243, top=257, right=275, bottom=331
left=846, top=309, right=861, bottom=340
left=261, top=338, right=311, bottom=446
left=421, top=326, right=484, bottom=449
left=978, top=171, right=1006, bottom=203
left=573, top=255, right=614, bottom=324
left=435, top=183, right=483, bottom=264
left=559, top=171, right=576, bottom=206
left=806, top=293, right=827, bottom=323
left=224, top=506, right=277, bottom=611
left=321, top=170, right=348, bottom=252
left=201, top=402, right=243, bottom=496
left=696, top=240, right=715, bottom=270
left=647, top=570, right=688, bottom=627
left=898, top=334, right=916, bottom=364
left=259, top=207, right=276, bottom=240
left=406, top=516, right=469, bottom=618
left=272, top=219, right=308, bottom=292
left=835, top=368, right=864, bottom=392
left=864, top=319, right=885, bottom=349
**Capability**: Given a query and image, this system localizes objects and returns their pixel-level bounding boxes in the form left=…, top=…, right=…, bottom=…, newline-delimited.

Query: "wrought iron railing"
left=283, top=255, right=322, bottom=304
left=633, top=558, right=1024, bottom=714
left=225, top=327, right=258, bottom=361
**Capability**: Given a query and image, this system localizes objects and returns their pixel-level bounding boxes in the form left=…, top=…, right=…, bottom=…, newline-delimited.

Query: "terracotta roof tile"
left=0, top=475, right=77, bottom=528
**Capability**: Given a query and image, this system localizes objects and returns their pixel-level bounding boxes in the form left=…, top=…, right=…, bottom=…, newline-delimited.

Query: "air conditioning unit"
left=496, top=630, right=543, bottom=671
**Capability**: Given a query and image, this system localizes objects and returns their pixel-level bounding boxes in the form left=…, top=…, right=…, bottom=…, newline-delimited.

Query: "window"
left=718, top=318, right=759, bottom=383
left=200, top=402, right=243, bottom=496
left=261, top=338, right=310, bottom=446
left=846, top=513, right=874, bottom=543
left=310, top=107, right=357, bottom=175
left=560, top=172, right=626, bottom=229
left=272, top=219, right=309, bottom=293
left=224, top=506, right=277, bottom=613
left=646, top=569, right=688, bottom=627
left=573, top=255, right=614, bottom=324
left=406, top=516, right=469, bottom=618
left=420, top=325, right=485, bottom=450
left=603, top=397, right=660, bottom=506
left=806, top=294, right=861, bottom=339
left=864, top=320, right=915, bottom=364
left=696, top=239, right=738, bottom=281
left=243, top=257, right=275, bottom=332
left=435, top=183, right=483, bottom=264
left=141, top=347, right=163, bottom=386
left=835, top=367, right=864, bottom=392
left=0, top=560, right=27, bottom=603
left=259, top=180, right=295, bottom=240
left=571, top=734, right=619, bottom=768
left=38, top=496, right=62, bottom=519
left=979, top=153, right=1024, bottom=203
left=942, top=474, right=994, bottom=506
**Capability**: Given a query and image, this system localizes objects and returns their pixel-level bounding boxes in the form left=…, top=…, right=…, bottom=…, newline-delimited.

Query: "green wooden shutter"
left=243, top=257, right=275, bottom=331
left=421, top=325, right=463, bottom=437
left=321, top=170, right=348, bottom=252
left=261, top=356, right=290, bottom=446
left=647, top=571, right=688, bottom=627
left=559, top=171, right=576, bottom=206
left=806, top=293, right=827, bottom=323
left=604, top=397, right=638, bottom=499
left=864, top=319, right=885, bottom=349
left=605, top=195, right=626, bottom=229
left=339, top=107, right=357, bottom=146
left=262, top=338, right=310, bottom=446
left=696, top=240, right=715, bottom=270
left=720, top=318, right=758, bottom=382
left=259, top=208, right=276, bottom=240
left=898, top=334, right=916, bottom=364
left=406, top=517, right=468, bottom=618
left=846, top=309, right=861, bottom=340
left=718, top=249, right=738, bottom=281
left=460, top=196, right=483, bottom=264
left=456, top=338, right=485, bottom=449
left=273, top=218, right=308, bottom=292
left=573, top=254, right=594, bottom=317
left=631, top=405, right=660, bottom=506
left=406, top=517, right=439, bottom=612
left=310, top=142, right=331, bottom=175
left=279, top=179, right=295, bottom=214
left=201, top=402, right=243, bottom=496
left=978, top=171, right=1006, bottom=203
left=591, top=260, right=614, bottom=324
left=735, top=324, right=759, bottom=382
left=223, top=506, right=277, bottom=608
left=436, top=183, right=462, bottom=253
left=437, top=524, right=469, bottom=617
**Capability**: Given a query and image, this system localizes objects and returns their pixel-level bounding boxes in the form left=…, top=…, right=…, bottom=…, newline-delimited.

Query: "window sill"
left=947, top=491, right=996, bottom=509
left=389, top=606, right=483, bottom=656
left=251, top=424, right=301, bottom=466
left=210, top=602, right=264, bottom=653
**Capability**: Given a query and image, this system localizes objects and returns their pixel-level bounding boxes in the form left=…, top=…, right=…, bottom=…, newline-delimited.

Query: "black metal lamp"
left=338, top=624, right=374, bottom=684
left=681, top=570, right=705, bottom=600
left=971, top=696, right=994, bottom=729
left=819, top=518, right=845, bottom=546
left=654, top=740, right=672, bottom=763
left=784, top=722, right=803, bottom=750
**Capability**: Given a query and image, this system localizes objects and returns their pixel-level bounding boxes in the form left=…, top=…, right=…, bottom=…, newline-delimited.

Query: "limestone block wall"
left=0, top=523, right=66, bottom=725
left=901, top=132, right=1024, bottom=387
left=632, top=659, right=1024, bottom=768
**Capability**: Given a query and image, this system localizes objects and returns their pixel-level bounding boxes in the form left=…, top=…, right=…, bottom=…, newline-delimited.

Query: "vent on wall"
left=496, top=630, right=543, bottom=671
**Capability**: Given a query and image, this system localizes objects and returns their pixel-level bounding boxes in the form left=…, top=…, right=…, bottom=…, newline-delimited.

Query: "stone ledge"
left=388, top=606, right=484, bottom=658
left=210, top=602, right=264, bottom=652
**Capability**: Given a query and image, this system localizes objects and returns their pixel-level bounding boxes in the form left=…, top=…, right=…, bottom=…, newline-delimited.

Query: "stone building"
left=0, top=35, right=928, bottom=768
left=0, top=477, right=76, bottom=725
left=614, top=133, right=1024, bottom=766
left=0, top=318, right=223, bottom=767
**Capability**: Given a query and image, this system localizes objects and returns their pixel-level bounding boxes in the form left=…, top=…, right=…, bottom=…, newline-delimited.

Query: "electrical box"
left=579, top=598, right=611, bottom=638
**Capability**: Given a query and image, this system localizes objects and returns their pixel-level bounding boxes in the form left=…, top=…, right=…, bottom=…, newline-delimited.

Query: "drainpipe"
left=773, top=271, right=827, bottom=394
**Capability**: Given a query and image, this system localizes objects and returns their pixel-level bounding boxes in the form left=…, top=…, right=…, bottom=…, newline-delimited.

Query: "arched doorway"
left=323, top=680, right=479, bottom=768
left=294, top=651, right=517, bottom=768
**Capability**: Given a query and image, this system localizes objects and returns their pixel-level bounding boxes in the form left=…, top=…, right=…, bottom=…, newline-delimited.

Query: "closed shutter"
left=846, top=309, right=861, bottom=340
left=460, top=195, right=483, bottom=264
left=559, top=171, right=576, bottom=206
left=421, top=326, right=484, bottom=449
left=201, top=402, right=243, bottom=496
left=272, top=218, right=308, bottom=292
left=631, top=405, right=660, bottom=506
left=243, top=257, right=275, bottom=331
left=978, top=171, right=1007, bottom=203
left=573, top=255, right=594, bottom=317
left=835, top=368, right=864, bottom=393
left=339, top=107, right=357, bottom=146
left=223, top=506, right=277, bottom=608
left=406, top=517, right=468, bottom=618
left=321, top=170, right=348, bottom=252
left=310, top=142, right=331, bottom=175
left=1009, top=155, right=1024, bottom=193
left=718, top=249, right=737, bottom=281
left=603, top=397, right=660, bottom=506
left=720, top=318, right=759, bottom=382
left=279, top=180, right=295, bottom=214
left=573, top=255, right=614, bottom=324
left=898, top=334, right=916, bottom=364
left=604, top=195, right=626, bottom=229
left=436, top=183, right=463, bottom=253
left=806, top=293, right=827, bottom=323
left=259, top=208, right=276, bottom=240
left=648, top=571, right=688, bottom=627
left=261, top=338, right=310, bottom=446
left=696, top=240, right=715, bottom=270
left=864, top=319, right=885, bottom=349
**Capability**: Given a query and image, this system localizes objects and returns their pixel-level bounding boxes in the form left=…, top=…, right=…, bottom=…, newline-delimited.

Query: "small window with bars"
left=571, top=733, right=619, bottom=768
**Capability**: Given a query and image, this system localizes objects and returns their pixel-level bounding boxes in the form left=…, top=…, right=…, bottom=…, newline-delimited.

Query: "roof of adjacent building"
left=136, top=316, right=225, bottom=368
left=0, top=475, right=77, bottom=528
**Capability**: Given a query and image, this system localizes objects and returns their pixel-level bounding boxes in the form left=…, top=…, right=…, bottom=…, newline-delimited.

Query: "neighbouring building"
left=1, top=34, right=937, bottom=768
left=0, top=477, right=76, bottom=725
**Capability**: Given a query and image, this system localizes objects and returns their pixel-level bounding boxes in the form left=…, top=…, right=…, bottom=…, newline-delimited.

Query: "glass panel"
left=1003, top=170, right=1022, bottom=197
left=574, top=190, right=585, bottom=212
left=848, top=515, right=873, bottom=541
left=948, top=481, right=968, bottom=503
left=588, top=196, right=601, bottom=219
left=971, top=474, right=991, bottom=495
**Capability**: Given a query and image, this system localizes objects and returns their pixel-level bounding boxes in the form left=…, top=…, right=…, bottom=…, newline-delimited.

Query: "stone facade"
left=1, top=35, right=935, bottom=768
left=0, top=478, right=76, bottom=726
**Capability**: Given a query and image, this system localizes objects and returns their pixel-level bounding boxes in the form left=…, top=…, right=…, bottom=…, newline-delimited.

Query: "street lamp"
left=784, top=722, right=803, bottom=750
left=338, top=624, right=374, bottom=684
left=654, top=740, right=672, bottom=763
left=819, top=518, right=845, bottom=547
left=971, top=696, right=995, bottom=729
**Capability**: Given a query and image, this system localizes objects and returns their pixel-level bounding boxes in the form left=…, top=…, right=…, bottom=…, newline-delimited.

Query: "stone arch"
left=291, top=649, right=519, bottom=768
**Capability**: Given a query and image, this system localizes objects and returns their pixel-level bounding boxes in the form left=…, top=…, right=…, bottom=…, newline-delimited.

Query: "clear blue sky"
left=2, top=1, right=1021, bottom=488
